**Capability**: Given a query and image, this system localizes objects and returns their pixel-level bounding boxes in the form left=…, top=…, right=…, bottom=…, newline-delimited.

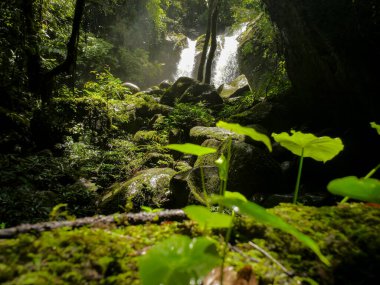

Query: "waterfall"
left=212, top=23, right=248, bottom=87
left=174, top=37, right=197, bottom=79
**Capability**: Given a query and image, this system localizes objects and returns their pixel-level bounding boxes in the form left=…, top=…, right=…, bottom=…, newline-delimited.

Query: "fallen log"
left=0, top=209, right=187, bottom=239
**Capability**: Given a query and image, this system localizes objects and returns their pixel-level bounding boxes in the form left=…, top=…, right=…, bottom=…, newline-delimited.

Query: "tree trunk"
left=22, top=0, right=86, bottom=103
left=204, top=3, right=219, bottom=84
left=22, top=0, right=43, bottom=97
left=197, top=0, right=214, bottom=82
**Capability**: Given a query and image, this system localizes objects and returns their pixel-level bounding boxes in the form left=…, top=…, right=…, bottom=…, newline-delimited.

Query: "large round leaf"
left=184, top=205, right=232, bottom=230
left=272, top=131, right=344, bottom=162
left=327, top=176, right=380, bottom=203
left=139, top=235, right=220, bottom=285
left=216, top=121, right=272, bottom=152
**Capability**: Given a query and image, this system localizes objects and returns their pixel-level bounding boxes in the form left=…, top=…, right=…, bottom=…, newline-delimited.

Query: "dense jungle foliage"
left=0, top=0, right=379, bottom=284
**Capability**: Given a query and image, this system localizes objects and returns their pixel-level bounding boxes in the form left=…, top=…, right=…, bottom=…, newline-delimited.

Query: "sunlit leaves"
left=212, top=191, right=330, bottom=266
left=217, top=121, right=272, bottom=152
left=272, top=131, right=344, bottom=162
left=139, top=235, right=220, bottom=285
left=370, top=122, right=380, bottom=135
left=328, top=176, right=380, bottom=203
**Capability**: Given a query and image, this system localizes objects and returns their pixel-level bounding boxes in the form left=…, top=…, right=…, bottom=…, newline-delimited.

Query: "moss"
left=1, top=203, right=380, bottom=284
left=0, top=222, right=191, bottom=284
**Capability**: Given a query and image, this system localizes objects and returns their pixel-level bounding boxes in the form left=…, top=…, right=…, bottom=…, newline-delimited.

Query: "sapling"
left=272, top=131, right=344, bottom=203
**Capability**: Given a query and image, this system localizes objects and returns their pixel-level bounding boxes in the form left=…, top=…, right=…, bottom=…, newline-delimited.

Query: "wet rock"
left=159, top=80, right=172, bottom=89
left=218, top=74, right=251, bottom=101
left=160, top=77, right=197, bottom=106
left=122, top=82, right=140, bottom=94
left=178, top=83, right=223, bottom=109
left=100, top=168, right=177, bottom=214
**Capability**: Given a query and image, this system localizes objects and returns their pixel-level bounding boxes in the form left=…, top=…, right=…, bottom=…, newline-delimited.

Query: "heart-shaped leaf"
left=139, top=235, right=220, bottom=285
left=370, top=122, right=380, bottom=135
left=165, top=143, right=217, bottom=156
left=217, top=121, right=272, bottom=152
left=327, top=176, right=380, bottom=203
left=272, top=131, right=344, bottom=162
left=184, top=205, right=232, bottom=230
left=212, top=192, right=330, bottom=266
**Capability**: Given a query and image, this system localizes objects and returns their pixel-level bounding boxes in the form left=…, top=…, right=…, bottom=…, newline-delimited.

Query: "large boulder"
left=178, top=83, right=223, bottom=109
left=167, top=166, right=220, bottom=208
left=218, top=74, right=251, bottom=101
left=160, top=77, right=197, bottom=106
left=262, top=0, right=379, bottom=126
left=99, top=168, right=177, bottom=214
left=195, top=140, right=284, bottom=200
left=237, top=15, right=289, bottom=96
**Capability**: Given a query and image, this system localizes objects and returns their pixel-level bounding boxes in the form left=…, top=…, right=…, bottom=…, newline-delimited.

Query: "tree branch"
left=0, top=210, right=187, bottom=239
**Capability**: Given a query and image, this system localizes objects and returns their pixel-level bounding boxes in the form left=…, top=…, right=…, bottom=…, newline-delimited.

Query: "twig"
left=248, top=241, right=294, bottom=276
left=229, top=244, right=259, bottom=263
left=0, top=210, right=187, bottom=239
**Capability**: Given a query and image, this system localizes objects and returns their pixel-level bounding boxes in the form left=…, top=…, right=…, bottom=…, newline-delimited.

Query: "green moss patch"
left=1, top=203, right=380, bottom=284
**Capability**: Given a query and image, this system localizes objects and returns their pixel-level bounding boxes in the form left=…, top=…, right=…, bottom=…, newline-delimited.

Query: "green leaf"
left=327, top=176, right=380, bottom=203
left=272, top=131, right=344, bottom=162
left=224, top=191, right=247, bottom=202
left=212, top=193, right=330, bottom=266
left=215, top=154, right=228, bottom=182
left=183, top=205, right=232, bottom=230
left=217, top=121, right=272, bottom=152
left=165, top=143, right=217, bottom=156
left=370, top=122, right=380, bottom=135
left=139, top=235, right=220, bottom=285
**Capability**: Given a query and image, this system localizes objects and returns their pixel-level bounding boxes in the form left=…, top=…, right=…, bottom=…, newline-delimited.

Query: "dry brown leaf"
left=203, top=265, right=257, bottom=285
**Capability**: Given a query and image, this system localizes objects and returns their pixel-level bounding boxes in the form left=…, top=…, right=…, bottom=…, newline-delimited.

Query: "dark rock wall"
left=262, top=0, right=380, bottom=126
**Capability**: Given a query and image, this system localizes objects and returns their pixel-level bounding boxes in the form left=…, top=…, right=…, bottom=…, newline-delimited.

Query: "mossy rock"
left=100, top=168, right=177, bottom=214
left=1, top=204, right=379, bottom=284
left=160, top=77, right=197, bottom=106
left=218, top=74, right=251, bottom=100
left=195, top=140, right=284, bottom=199
left=189, top=126, right=244, bottom=145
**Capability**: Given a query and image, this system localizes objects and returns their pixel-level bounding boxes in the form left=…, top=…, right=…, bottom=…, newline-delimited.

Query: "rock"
left=159, top=80, right=172, bottom=89
left=218, top=74, right=251, bottom=101
left=237, top=15, right=289, bottom=98
left=195, top=140, right=284, bottom=200
left=122, top=82, right=140, bottom=94
left=189, top=126, right=244, bottom=145
left=178, top=83, right=223, bottom=109
left=100, top=168, right=177, bottom=214
left=160, top=77, right=197, bottom=106
left=168, top=166, right=220, bottom=208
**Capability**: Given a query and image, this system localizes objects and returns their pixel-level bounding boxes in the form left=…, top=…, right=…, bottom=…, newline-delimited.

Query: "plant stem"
left=223, top=138, right=232, bottom=197
left=340, top=163, right=380, bottom=204
left=293, top=148, right=304, bottom=204
left=200, top=166, right=210, bottom=208
left=220, top=210, right=235, bottom=285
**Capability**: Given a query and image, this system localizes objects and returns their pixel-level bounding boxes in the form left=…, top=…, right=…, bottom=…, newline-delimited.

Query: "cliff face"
left=262, top=0, right=380, bottom=126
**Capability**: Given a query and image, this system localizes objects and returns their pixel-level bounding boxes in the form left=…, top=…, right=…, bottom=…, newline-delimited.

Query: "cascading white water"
left=174, top=37, right=197, bottom=79
left=212, top=23, right=248, bottom=87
